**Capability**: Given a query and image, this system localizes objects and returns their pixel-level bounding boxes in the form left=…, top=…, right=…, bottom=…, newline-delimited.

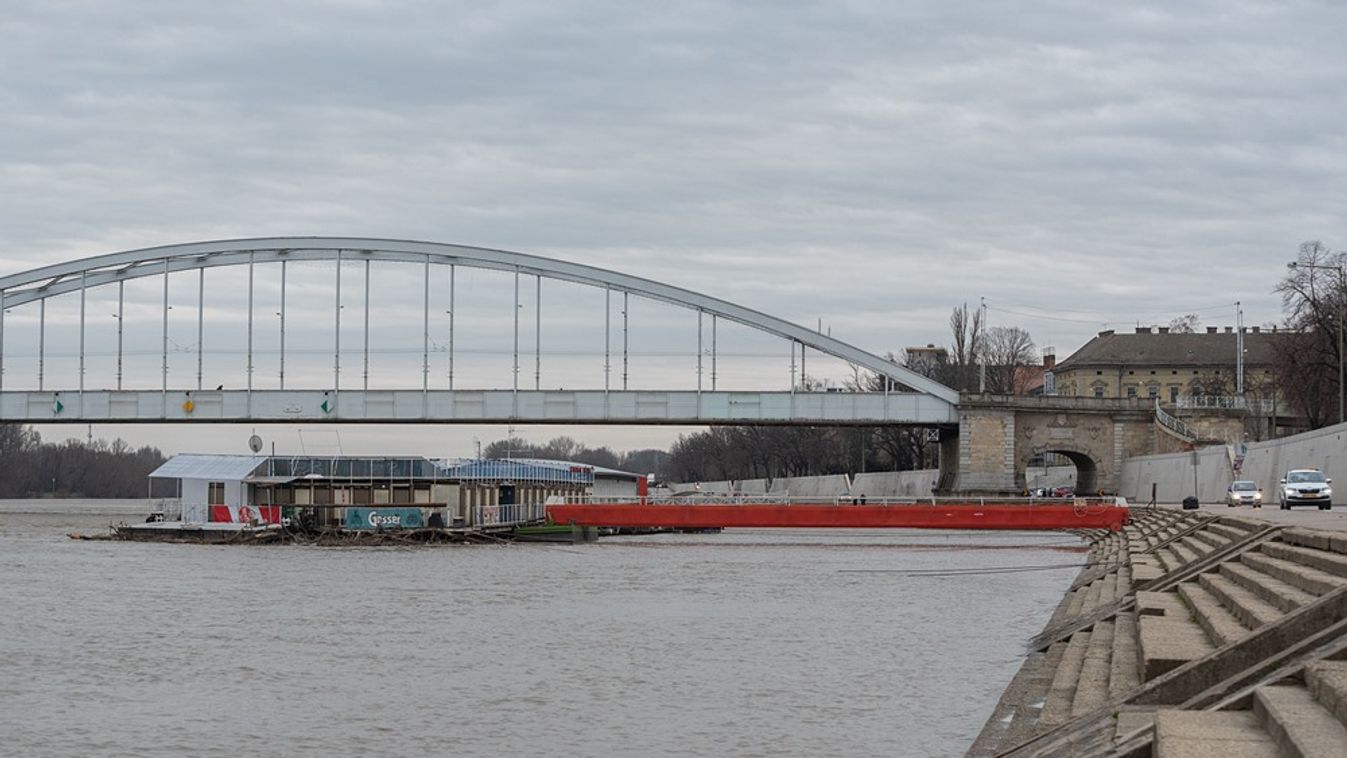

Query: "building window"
left=1095, top=370, right=1103, bottom=376
left=208, top=481, right=225, bottom=504
left=1126, top=386, right=1137, bottom=398
left=1170, top=386, right=1180, bottom=403
left=1093, top=385, right=1105, bottom=398
left=1148, top=385, right=1158, bottom=398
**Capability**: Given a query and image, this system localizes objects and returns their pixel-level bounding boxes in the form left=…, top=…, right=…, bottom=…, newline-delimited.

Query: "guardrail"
left=1154, top=399, right=1196, bottom=442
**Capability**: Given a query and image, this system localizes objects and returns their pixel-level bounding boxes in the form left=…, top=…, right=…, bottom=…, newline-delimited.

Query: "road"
left=1156, top=500, right=1347, bottom=531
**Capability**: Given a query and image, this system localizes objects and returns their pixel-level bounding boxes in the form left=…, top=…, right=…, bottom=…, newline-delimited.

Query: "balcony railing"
left=1176, top=395, right=1247, bottom=410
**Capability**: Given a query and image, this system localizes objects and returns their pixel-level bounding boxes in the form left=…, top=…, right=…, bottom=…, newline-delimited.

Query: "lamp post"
left=1288, top=261, right=1345, bottom=425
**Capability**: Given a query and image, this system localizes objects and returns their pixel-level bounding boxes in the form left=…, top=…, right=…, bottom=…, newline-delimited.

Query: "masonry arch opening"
left=1034, top=449, right=1099, bottom=496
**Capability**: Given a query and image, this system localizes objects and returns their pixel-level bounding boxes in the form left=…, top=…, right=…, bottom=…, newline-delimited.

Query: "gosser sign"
left=343, top=507, right=425, bottom=530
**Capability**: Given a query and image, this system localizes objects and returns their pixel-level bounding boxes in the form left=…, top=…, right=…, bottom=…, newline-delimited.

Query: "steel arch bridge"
left=0, top=237, right=957, bottom=425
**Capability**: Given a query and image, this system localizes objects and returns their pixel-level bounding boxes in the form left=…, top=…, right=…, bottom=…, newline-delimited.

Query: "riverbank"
left=970, top=505, right=1347, bottom=756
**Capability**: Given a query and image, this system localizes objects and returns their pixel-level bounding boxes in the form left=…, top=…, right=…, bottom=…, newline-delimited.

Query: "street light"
left=1288, top=260, right=1345, bottom=424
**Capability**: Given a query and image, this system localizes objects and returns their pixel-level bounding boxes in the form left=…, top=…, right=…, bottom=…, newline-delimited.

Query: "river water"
left=1, top=500, right=1085, bottom=757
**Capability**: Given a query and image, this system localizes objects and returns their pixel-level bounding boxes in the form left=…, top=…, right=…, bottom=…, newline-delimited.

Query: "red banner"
left=208, top=505, right=282, bottom=524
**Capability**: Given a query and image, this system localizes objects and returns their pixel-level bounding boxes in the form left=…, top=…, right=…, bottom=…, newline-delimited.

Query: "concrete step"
left=1177, top=581, right=1248, bottom=647
left=1116, top=564, right=1133, bottom=598
left=1187, top=528, right=1228, bottom=552
left=1168, top=540, right=1200, bottom=567
left=1220, top=561, right=1317, bottom=613
left=1207, top=521, right=1254, bottom=542
left=1253, top=684, right=1347, bottom=757
left=1180, top=535, right=1215, bottom=558
left=1153, top=710, right=1278, bottom=757
left=1080, top=578, right=1104, bottom=615
left=1109, top=611, right=1141, bottom=699
left=1306, top=660, right=1347, bottom=727
left=1131, top=554, right=1165, bottom=584
left=1040, top=630, right=1091, bottom=726
left=1241, top=552, right=1346, bottom=596
left=1197, top=572, right=1285, bottom=630
left=1263, top=541, right=1347, bottom=579
left=1281, top=528, right=1347, bottom=554
left=1072, top=620, right=1114, bottom=716
left=1061, top=585, right=1087, bottom=622
left=1114, top=710, right=1155, bottom=746
left=1137, top=590, right=1215, bottom=680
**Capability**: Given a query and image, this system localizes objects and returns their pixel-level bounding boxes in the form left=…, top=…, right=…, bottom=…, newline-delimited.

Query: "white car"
left=1279, top=469, right=1333, bottom=510
left=1225, top=480, right=1262, bottom=507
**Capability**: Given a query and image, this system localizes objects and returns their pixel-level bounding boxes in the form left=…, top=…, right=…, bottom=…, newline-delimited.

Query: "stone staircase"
left=970, top=516, right=1347, bottom=757
left=1137, top=527, right=1347, bottom=681
left=1154, top=661, right=1347, bottom=757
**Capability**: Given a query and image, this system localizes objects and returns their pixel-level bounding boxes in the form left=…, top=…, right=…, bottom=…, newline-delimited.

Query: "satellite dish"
left=248, top=434, right=264, bottom=454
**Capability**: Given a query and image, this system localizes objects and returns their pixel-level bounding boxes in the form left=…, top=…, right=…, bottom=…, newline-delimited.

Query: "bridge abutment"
left=945, top=394, right=1178, bottom=496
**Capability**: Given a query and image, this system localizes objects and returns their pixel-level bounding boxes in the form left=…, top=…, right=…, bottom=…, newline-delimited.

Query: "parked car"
left=1279, top=469, right=1333, bottom=510
left=1225, top=480, right=1263, bottom=508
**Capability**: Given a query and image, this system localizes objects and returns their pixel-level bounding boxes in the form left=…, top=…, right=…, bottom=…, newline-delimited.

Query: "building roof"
left=1054, top=329, right=1285, bottom=372
left=150, top=454, right=267, bottom=480
left=435, top=458, right=596, bottom=484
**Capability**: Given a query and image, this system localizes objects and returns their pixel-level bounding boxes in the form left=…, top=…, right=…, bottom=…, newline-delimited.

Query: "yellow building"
left=1051, top=327, right=1285, bottom=435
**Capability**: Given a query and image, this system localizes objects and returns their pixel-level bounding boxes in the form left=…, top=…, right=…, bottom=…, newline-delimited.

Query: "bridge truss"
left=0, top=237, right=957, bottom=425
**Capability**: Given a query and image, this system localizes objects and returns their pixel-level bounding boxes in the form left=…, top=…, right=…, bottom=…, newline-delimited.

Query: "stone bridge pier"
left=940, top=395, right=1167, bottom=496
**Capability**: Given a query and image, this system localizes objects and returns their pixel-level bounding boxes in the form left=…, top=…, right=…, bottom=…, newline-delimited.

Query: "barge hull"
left=545, top=502, right=1129, bottom=531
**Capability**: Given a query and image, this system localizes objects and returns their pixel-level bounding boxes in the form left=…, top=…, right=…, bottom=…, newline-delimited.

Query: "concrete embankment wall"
left=1120, top=421, right=1347, bottom=503
left=851, top=470, right=937, bottom=497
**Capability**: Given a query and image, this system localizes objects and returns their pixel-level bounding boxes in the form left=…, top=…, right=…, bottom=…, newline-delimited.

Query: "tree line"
left=0, top=424, right=166, bottom=498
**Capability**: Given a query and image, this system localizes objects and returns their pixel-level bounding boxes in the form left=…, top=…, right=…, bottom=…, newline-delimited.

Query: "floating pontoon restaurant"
left=149, top=455, right=646, bottom=528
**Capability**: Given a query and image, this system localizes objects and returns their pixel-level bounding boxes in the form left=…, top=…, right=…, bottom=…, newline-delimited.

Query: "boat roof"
left=150, top=454, right=267, bottom=480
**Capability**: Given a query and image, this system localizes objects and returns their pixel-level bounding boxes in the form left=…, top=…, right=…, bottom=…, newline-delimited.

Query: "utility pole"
left=978, top=296, right=987, bottom=394
left=1235, top=301, right=1244, bottom=396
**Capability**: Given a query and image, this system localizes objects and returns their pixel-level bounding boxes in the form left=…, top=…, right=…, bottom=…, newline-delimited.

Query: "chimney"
left=1043, top=352, right=1056, bottom=370
left=1135, top=326, right=1151, bottom=334
left=1098, top=329, right=1114, bottom=337
left=1158, top=326, right=1170, bottom=334
left=1225, top=326, right=1233, bottom=333
left=1206, top=327, right=1218, bottom=334
left=1252, top=326, right=1261, bottom=333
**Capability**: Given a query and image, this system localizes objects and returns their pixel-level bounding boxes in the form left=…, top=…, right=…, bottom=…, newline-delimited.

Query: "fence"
left=470, top=501, right=548, bottom=527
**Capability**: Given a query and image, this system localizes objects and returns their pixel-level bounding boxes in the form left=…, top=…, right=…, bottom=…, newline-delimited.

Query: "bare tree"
left=1273, top=240, right=1347, bottom=430
left=948, top=303, right=984, bottom=391
left=1168, top=314, right=1200, bottom=333
left=982, top=326, right=1038, bottom=395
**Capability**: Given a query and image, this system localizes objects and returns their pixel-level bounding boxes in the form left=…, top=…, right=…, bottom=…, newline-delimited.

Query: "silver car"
left=1225, top=480, right=1262, bottom=507
left=1279, top=469, right=1334, bottom=510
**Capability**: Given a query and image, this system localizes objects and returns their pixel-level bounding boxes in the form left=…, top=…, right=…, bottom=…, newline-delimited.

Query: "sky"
left=2, top=1, right=1345, bottom=458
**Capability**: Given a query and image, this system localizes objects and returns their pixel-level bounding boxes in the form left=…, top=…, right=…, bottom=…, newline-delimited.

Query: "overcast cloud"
left=2, top=1, right=1345, bottom=456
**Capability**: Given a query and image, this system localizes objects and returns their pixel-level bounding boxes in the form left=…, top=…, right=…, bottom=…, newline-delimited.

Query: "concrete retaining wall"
left=1024, top=465, right=1079, bottom=490
left=851, top=470, right=938, bottom=498
left=767, top=474, right=852, bottom=498
left=1121, top=421, right=1347, bottom=503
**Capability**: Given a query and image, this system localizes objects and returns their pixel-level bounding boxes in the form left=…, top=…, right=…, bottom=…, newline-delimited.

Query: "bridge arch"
left=0, top=237, right=957, bottom=425
left=0, top=237, right=956, bottom=404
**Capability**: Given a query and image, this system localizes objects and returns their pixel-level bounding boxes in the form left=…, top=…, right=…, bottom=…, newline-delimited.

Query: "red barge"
left=545, top=498, right=1131, bottom=532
